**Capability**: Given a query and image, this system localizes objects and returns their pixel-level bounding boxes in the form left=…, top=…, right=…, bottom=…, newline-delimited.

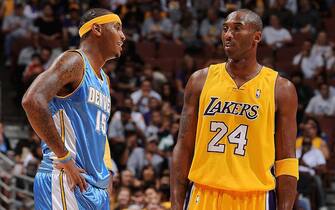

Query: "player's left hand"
left=55, top=161, right=87, bottom=192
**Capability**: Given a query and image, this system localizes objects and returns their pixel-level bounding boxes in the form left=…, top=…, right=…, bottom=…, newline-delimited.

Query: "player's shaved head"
left=226, top=9, right=263, bottom=32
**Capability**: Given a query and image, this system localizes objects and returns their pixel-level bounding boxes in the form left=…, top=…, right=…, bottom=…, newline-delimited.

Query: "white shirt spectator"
left=141, top=10, right=173, bottom=41
left=285, top=0, right=298, bottom=14
left=293, top=53, right=323, bottom=78
left=296, top=147, right=326, bottom=175
left=111, top=111, right=146, bottom=132
left=110, top=0, right=127, bottom=10
left=305, top=95, right=335, bottom=116
left=311, top=44, right=332, bottom=59
left=326, top=55, right=335, bottom=71
left=131, top=90, right=161, bottom=114
left=23, top=4, right=40, bottom=20
left=314, top=86, right=335, bottom=98
left=262, top=26, right=292, bottom=48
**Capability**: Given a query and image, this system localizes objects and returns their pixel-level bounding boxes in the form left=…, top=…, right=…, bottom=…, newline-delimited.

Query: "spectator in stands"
left=22, top=53, right=44, bottom=87
left=14, top=129, right=41, bottom=164
left=127, top=135, right=164, bottom=179
left=140, top=64, right=168, bottom=93
left=291, top=72, right=314, bottom=124
left=2, top=3, right=32, bottom=64
left=314, top=75, right=335, bottom=97
left=118, top=0, right=144, bottom=42
left=173, top=10, right=199, bottom=50
left=296, top=117, right=330, bottom=159
left=262, top=14, right=292, bottom=49
left=23, top=0, right=41, bottom=20
left=326, top=48, right=335, bottom=77
left=200, top=8, right=224, bottom=46
left=141, top=165, right=157, bottom=188
left=176, top=54, right=195, bottom=86
left=293, top=40, right=323, bottom=79
left=109, top=107, right=146, bottom=166
left=263, top=0, right=294, bottom=29
left=284, top=0, right=298, bottom=14
left=311, top=31, right=333, bottom=60
left=305, top=83, right=335, bottom=117
left=158, top=172, right=171, bottom=207
left=0, top=122, right=11, bottom=154
left=117, top=64, right=139, bottom=95
left=142, top=6, right=173, bottom=42
left=146, top=110, right=162, bottom=138
left=116, top=40, right=144, bottom=70
left=161, top=83, right=176, bottom=106
left=184, top=0, right=213, bottom=19
left=130, top=187, right=146, bottom=209
left=115, top=187, right=132, bottom=210
left=293, top=0, right=321, bottom=35
left=33, top=3, right=63, bottom=48
left=296, top=125, right=327, bottom=210
left=166, top=0, right=182, bottom=23
left=144, top=187, right=163, bottom=208
left=131, top=79, right=162, bottom=114
left=120, top=169, right=136, bottom=188
left=62, top=3, right=80, bottom=48
left=157, top=118, right=174, bottom=153
left=111, top=98, right=146, bottom=133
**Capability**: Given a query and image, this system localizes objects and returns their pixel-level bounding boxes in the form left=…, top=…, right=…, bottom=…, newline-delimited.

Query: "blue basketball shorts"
left=34, top=170, right=109, bottom=210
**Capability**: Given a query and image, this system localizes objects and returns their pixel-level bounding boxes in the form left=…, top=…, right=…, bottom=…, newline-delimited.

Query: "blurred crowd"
left=1, top=0, right=335, bottom=210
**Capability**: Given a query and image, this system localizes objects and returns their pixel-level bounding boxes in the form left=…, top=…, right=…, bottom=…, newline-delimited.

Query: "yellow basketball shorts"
left=184, top=184, right=276, bottom=210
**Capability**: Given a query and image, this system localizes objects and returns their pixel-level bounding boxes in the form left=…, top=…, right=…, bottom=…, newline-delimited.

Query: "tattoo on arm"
left=22, top=51, right=83, bottom=157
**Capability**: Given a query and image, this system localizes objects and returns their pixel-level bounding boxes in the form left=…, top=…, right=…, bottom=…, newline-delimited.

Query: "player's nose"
left=223, top=29, right=233, bottom=41
left=119, top=30, right=126, bottom=42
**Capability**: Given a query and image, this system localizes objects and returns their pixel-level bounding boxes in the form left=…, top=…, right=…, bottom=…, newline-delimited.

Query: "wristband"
left=57, top=151, right=72, bottom=164
left=275, top=158, right=299, bottom=180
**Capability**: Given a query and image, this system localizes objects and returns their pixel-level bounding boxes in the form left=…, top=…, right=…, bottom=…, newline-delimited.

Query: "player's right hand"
left=56, top=160, right=88, bottom=192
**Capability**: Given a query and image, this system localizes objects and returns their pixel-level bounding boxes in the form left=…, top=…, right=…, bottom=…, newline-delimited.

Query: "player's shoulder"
left=275, top=75, right=296, bottom=93
left=187, top=67, right=209, bottom=93
left=50, top=50, right=84, bottom=71
left=190, top=67, right=209, bottom=80
left=45, top=50, right=85, bottom=84
left=275, top=75, right=298, bottom=111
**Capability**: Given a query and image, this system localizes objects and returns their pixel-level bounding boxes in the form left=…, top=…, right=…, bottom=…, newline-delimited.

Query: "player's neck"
left=80, top=44, right=105, bottom=75
left=226, top=57, right=259, bottom=79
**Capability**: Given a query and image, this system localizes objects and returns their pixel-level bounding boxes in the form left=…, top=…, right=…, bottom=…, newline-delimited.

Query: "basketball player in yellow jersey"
left=171, top=9, right=299, bottom=210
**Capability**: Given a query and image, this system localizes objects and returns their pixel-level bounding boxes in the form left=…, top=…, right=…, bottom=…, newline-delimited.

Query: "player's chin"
left=224, top=49, right=234, bottom=57
left=111, top=49, right=122, bottom=58
left=115, top=50, right=122, bottom=58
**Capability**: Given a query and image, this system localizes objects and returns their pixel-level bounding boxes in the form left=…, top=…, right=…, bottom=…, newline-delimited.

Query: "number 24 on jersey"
left=208, top=121, right=248, bottom=156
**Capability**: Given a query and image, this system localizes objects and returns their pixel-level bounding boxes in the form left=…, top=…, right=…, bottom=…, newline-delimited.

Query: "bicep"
left=275, top=78, right=298, bottom=160
left=176, top=71, right=204, bottom=151
left=23, top=51, right=82, bottom=102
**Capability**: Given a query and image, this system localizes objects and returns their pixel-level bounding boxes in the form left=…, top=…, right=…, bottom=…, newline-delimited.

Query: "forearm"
left=171, top=144, right=192, bottom=210
left=22, top=97, right=67, bottom=157
left=276, top=175, right=297, bottom=210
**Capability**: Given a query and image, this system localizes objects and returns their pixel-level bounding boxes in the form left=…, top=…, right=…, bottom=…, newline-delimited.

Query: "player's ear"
left=92, top=23, right=102, bottom=37
left=254, top=31, right=262, bottom=44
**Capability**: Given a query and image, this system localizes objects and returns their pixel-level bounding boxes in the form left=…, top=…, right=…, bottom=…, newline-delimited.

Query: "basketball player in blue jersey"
left=22, top=8, right=125, bottom=209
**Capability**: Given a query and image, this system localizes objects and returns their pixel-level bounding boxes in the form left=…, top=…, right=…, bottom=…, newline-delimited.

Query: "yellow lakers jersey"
left=188, top=63, right=278, bottom=191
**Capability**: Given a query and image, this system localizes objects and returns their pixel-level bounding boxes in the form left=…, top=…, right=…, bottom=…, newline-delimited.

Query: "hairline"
left=226, top=9, right=263, bottom=32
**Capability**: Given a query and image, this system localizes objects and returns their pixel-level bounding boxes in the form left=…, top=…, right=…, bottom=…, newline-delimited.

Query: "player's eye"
left=223, top=26, right=228, bottom=32
left=235, top=25, right=242, bottom=31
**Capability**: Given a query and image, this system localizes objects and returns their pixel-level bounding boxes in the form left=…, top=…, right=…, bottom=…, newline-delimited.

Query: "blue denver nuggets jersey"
left=39, top=50, right=111, bottom=189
